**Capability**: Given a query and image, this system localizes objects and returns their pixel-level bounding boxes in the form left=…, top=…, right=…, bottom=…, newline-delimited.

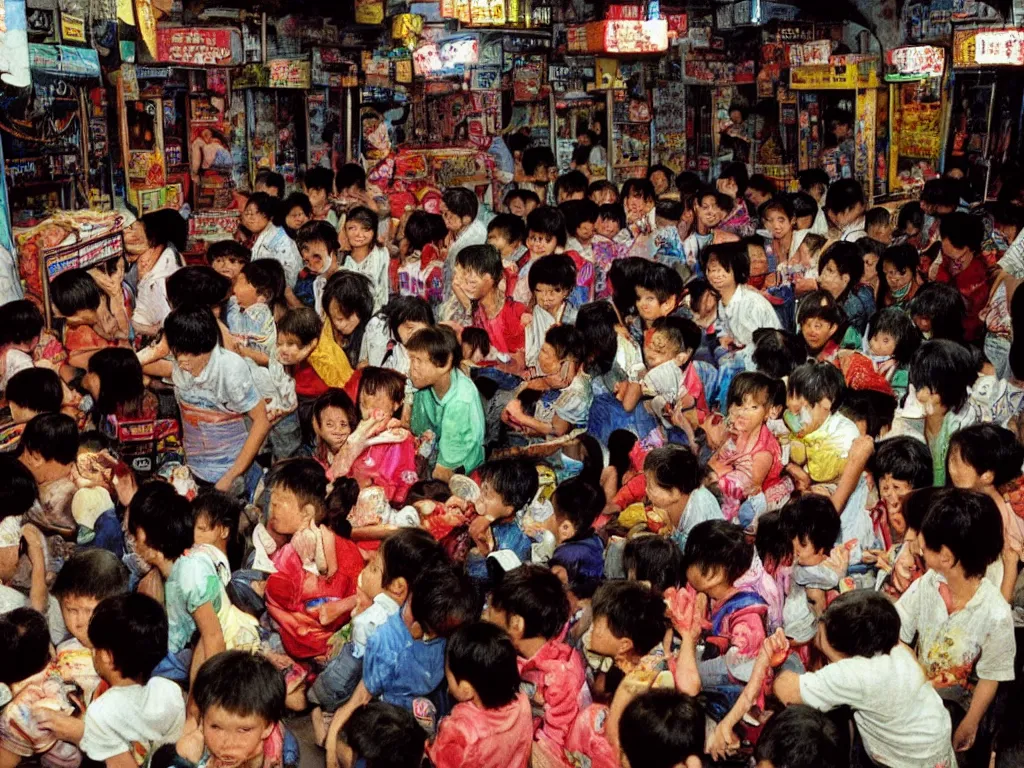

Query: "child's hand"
left=32, top=709, right=83, bottom=743
left=953, top=715, right=980, bottom=752
left=176, top=722, right=206, bottom=763
left=521, top=313, right=533, bottom=328
left=468, top=515, right=494, bottom=555
left=786, top=463, right=812, bottom=492
left=719, top=335, right=735, bottom=349
left=760, top=628, right=790, bottom=667
left=824, top=542, right=852, bottom=577
left=613, top=381, right=628, bottom=402
left=707, top=720, right=740, bottom=761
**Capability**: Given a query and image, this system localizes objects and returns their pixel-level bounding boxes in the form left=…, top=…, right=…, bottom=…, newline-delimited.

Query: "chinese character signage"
left=953, top=28, right=1024, bottom=67
left=570, top=20, right=668, bottom=54
left=887, top=45, right=944, bottom=77
left=155, top=27, right=236, bottom=66
left=268, top=59, right=311, bottom=88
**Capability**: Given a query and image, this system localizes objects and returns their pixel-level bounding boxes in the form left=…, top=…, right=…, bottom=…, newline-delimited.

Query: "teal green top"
left=411, top=369, right=485, bottom=474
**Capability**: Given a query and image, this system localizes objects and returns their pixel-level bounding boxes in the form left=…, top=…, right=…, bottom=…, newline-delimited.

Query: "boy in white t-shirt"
left=775, top=590, right=957, bottom=768
left=35, top=593, right=186, bottom=768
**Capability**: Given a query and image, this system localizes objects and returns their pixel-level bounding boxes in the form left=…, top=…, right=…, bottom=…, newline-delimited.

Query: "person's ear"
left=558, top=519, right=576, bottom=541
left=260, top=723, right=275, bottom=741
left=940, top=545, right=957, bottom=569
left=981, top=469, right=996, bottom=487
left=509, top=613, right=527, bottom=641
left=301, top=503, right=317, bottom=521
left=616, top=636, right=634, bottom=660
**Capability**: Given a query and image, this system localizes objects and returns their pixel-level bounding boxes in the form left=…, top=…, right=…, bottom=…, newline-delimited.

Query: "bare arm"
left=830, top=435, right=873, bottom=513
left=192, top=601, right=226, bottom=667
left=773, top=670, right=803, bottom=705
left=325, top=682, right=372, bottom=768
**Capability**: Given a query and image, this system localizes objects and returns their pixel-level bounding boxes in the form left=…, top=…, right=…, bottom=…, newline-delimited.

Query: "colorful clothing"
left=397, top=244, right=444, bottom=307
left=935, top=256, right=989, bottom=343
left=252, top=224, right=302, bottom=288
left=473, top=296, right=529, bottom=358
left=411, top=369, right=486, bottom=474
left=80, top=676, right=185, bottom=765
left=0, top=667, right=81, bottom=768
left=363, top=610, right=446, bottom=709
left=54, top=638, right=102, bottom=705
left=195, top=723, right=291, bottom=768
left=533, top=373, right=593, bottom=429
left=712, top=424, right=784, bottom=520
left=428, top=695, right=533, bottom=768
left=517, top=633, right=589, bottom=753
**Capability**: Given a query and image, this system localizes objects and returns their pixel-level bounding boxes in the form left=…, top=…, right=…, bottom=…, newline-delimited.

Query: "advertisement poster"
left=268, top=59, right=311, bottom=88
left=60, top=12, right=85, bottom=42
left=156, top=27, right=235, bottom=66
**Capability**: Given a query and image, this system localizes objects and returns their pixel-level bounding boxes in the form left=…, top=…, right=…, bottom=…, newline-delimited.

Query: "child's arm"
left=21, top=523, right=48, bottom=613
left=502, top=400, right=571, bottom=438
left=192, top=601, right=227, bottom=676
left=237, top=344, right=271, bottom=367
left=325, top=682, right=373, bottom=768
left=215, top=400, right=270, bottom=493
left=1000, top=548, right=1019, bottom=603
left=748, top=450, right=776, bottom=494
left=137, top=337, right=170, bottom=366
left=827, top=434, right=873, bottom=513
left=772, top=669, right=803, bottom=705
left=104, top=753, right=138, bottom=768
left=616, top=381, right=642, bottom=412
left=953, top=679, right=998, bottom=753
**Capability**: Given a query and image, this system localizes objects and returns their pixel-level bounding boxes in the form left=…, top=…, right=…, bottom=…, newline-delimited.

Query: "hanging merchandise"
left=885, top=46, right=947, bottom=199
left=610, top=63, right=652, bottom=183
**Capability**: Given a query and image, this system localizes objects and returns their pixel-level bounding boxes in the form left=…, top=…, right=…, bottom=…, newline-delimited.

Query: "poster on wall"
left=155, top=27, right=237, bottom=66
left=268, top=58, right=311, bottom=88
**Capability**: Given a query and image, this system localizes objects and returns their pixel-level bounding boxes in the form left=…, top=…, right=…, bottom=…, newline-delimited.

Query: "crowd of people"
left=2, top=144, right=1024, bottom=768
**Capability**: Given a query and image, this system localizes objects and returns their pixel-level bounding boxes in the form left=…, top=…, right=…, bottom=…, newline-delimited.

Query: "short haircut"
left=358, top=366, right=406, bottom=411
left=21, top=412, right=78, bottom=465
left=791, top=191, right=819, bottom=220
left=684, top=520, right=752, bottom=583
left=277, top=192, right=312, bottom=227
left=165, top=304, right=219, bottom=356
left=551, top=476, right=601, bottom=535
left=554, top=171, right=588, bottom=200
left=445, top=622, right=520, bottom=709
left=256, top=170, right=285, bottom=196
left=528, top=253, right=576, bottom=293
left=647, top=163, right=674, bottom=183
left=591, top=580, right=669, bottom=654
left=991, top=200, right=1024, bottom=230
left=0, top=608, right=50, bottom=685
left=920, top=488, right=1003, bottom=578
left=921, top=177, right=959, bottom=208
left=489, top=564, right=569, bottom=639
left=865, top=207, right=892, bottom=231
left=409, top=564, right=477, bottom=637
left=0, top=455, right=38, bottom=522
left=747, top=174, right=777, bottom=197
left=486, top=213, right=527, bottom=246
left=344, top=205, right=379, bottom=236
left=837, top=389, right=896, bottom=439
left=589, top=179, right=619, bottom=201
left=241, top=259, right=286, bottom=303
left=543, top=323, right=584, bottom=362
left=754, top=509, right=791, bottom=568
left=939, top=211, right=984, bottom=252
left=636, top=262, right=683, bottom=303
left=51, top=547, right=130, bottom=602
left=295, top=220, right=340, bottom=255
left=89, top=594, right=167, bottom=683
left=461, top=327, right=490, bottom=358
left=303, top=166, right=334, bottom=194
left=620, top=691, right=705, bottom=768
left=405, top=325, right=461, bottom=369
left=909, top=282, right=966, bottom=342
left=621, top=178, right=656, bottom=203
left=819, top=241, right=864, bottom=289
left=760, top=196, right=795, bottom=221
left=798, top=168, right=830, bottom=192
left=456, top=243, right=503, bottom=283
left=278, top=306, right=323, bottom=346
left=897, top=200, right=925, bottom=232
left=442, top=187, right=478, bottom=221
left=868, top=307, right=921, bottom=364
left=718, top=161, right=749, bottom=195
left=384, top=295, right=434, bottom=339
left=655, top=199, right=683, bottom=222
left=824, top=178, right=865, bottom=214
left=902, top=486, right=939, bottom=532
left=526, top=205, right=568, bottom=246
left=5, top=367, right=63, bottom=414
left=675, top=171, right=702, bottom=197
left=379, top=528, right=447, bottom=592
left=207, top=240, right=251, bottom=266
left=909, top=339, right=977, bottom=411
left=268, top=458, right=327, bottom=520
left=870, top=435, right=933, bottom=490
left=50, top=269, right=101, bottom=316
left=560, top=199, right=600, bottom=236
left=788, top=361, right=845, bottom=410
left=651, top=315, right=701, bottom=355
left=246, top=191, right=279, bottom=219
left=694, top=185, right=734, bottom=214
left=167, top=266, right=232, bottom=310
left=477, top=457, right=538, bottom=511
left=339, top=702, right=426, bottom=768
left=755, top=705, right=848, bottom=768
left=323, top=271, right=374, bottom=325
left=335, top=162, right=366, bottom=192
left=949, top=424, right=1024, bottom=487
left=522, top=146, right=555, bottom=177
left=193, top=650, right=286, bottom=724
left=127, top=480, right=193, bottom=559
left=622, top=536, right=684, bottom=593
left=504, top=188, right=541, bottom=209
left=752, top=328, right=807, bottom=379
left=643, top=445, right=705, bottom=495
left=0, top=300, right=43, bottom=346
left=727, top=373, right=775, bottom=413
left=405, top=210, right=447, bottom=251
left=781, top=494, right=840, bottom=552
left=139, top=209, right=187, bottom=251
left=702, top=242, right=750, bottom=284
left=596, top=203, right=626, bottom=229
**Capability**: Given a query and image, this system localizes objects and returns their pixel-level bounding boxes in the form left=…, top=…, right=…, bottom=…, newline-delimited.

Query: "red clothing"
left=935, top=256, right=989, bottom=342
left=349, top=435, right=419, bottom=505
left=428, top=694, right=533, bottom=768
left=292, top=359, right=330, bottom=398
left=473, top=297, right=528, bottom=356
left=64, top=325, right=117, bottom=358
left=517, top=634, right=587, bottom=751
left=264, top=532, right=364, bottom=659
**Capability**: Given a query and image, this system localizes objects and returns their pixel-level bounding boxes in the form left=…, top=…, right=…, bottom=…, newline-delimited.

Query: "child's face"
left=359, top=389, right=400, bottom=420
left=462, top=341, right=485, bottom=363
left=233, top=273, right=262, bottom=309
left=801, top=317, right=838, bottom=351
left=487, top=230, right=513, bottom=257
left=194, top=512, right=229, bottom=550
left=174, top=350, right=213, bottom=378
left=60, top=594, right=99, bottom=647
left=649, top=171, right=670, bottom=196
left=241, top=204, right=270, bottom=234
left=285, top=206, right=309, bottom=232
left=345, top=221, right=375, bottom=250
left=507, top=198, right=526, bottom=218
left=785, top=393, right=830, bottom=436
left=595, top=215, right=620, bottom=239
left=644, top=471, right=683, bottom=510
left=868, top=331, right=896, bottom=358
left=441, top=203, right=469, bottom=233
left=867, top=221, right=893, bottom=244
left=878, top=474, right=913, bottom=528
left=795, top=214, right=814, bottom=231
left=305, top=186, right=327, bottom=210
left=792, top=535, right=822, bottom=566
left=794, top=241, right=813, bottom=266
left=408, top=348, right=448, bottom=390
left=315, top=406, right=353, bottom=453
left=685, top=563, right=726, bottom=596
left=862, top=251, right=879, bottom=283
left=818, top=260, right=850, bottom=298
left=764, top=209, right=793, bottom=240
left=459, top=268, right=494, bottom=301
left=728, top=393, right=767, bottom=435
left=748, top=246, right=769, bottom=284
left=696, top=195, right=725, bottom=229
left=705, top=258, right=736, bottom=294
left=397, top=320, right=429, bottom=346
left=268, top=487, right=310, bottom=536
left=912, top=314, right=932, bottom=338
left=201, top=705, right=274, bottom=768
left=211, top=257, right=245, bottom=282
left=476, top=479, right=513, bottom=520
left=643, top=330, right=682, bottom=369
left=575, top=220, right=596, bottom=243
left=534, top=283, right=569, bottom=315
left=625, top=192, right=653, bottom=223
left=327, top=299, right=361, bottom=338
left=591, top=188, right=616, bottom=206
left=358, top=549, right=385, bottom=600
left=527, top=231, right=558, bottom=258
left=883, top=261, right=912, bottom=293
left=538, top=342, right=564, bottom=376
left=589, top=614, right=625, bottom=658
left=277, top=332, right=316, bottom=366
left=301, top=241, right=335, bottom=275
left=947, top=446, right=984, bottom=490
left=635, top=287, right=676, bottom=324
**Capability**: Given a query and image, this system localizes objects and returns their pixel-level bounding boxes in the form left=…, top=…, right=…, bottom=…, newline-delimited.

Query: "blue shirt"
left=467, top=517, right=532, bottom=581
left=363, top=610, right=446, bottom=709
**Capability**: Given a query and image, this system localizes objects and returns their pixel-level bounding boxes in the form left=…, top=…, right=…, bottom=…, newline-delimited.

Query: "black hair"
left=0, top=454, right=38, bottom=523
left=571, top=144, right=592, bottom=168
left=684, top=520, right=752, bottom=583
left=621, top=178, right=657, bottom=204
left=456, top=243, right=503, bottom=284
left=477, top=457, right=539, bottom=511
left=939, top=211, right=984, bottom=253
left=442, top=187, right=479, bottom=222
left=636, top=261, right=683, bottom=303
left=526, top=205, right=568, bottom=247
left=358, top=367, right=406, bottom=415
left=596, top=203, right=626, bottom=229
left=623, top=536, right=684, bottom=594
left=560, top=199, right=600, bottom=236
left=643, top=445, right=706, bottom=495
left=647, top=163, right=675, bottom=185
left=405, top=210, right=447, bottom=252
left=950, top=424, right=1024, bottom=487
left=868, top=308, right=921, bottom=365
left=139, top=208, right=187, bottom=252
left=655, top=199, right=684, bottom=222
left=295, top=220, right=340, bottom=255
left=693, top=185, right=735, bottom=215
left=207, top=240, right=251, bottom=266
left=522, top=146, right=556, bottom=177
left=909, top=339, right=977, bottom=412
left=0, top=299, right=44, bottom=345
left=255, top=170, right=285, bottom=197
left=919, top=488, right=1003, bottom=579
left=870, top=436, right=934, bottom=490
left=897, top=200, right=925, bottom=233
left=127, top=480, right=193, bottom=559
left=165, top=304, right=219, bottom=356
left=445, top=622, right=520, bottom=709
left=620, top=691, right=705, bottom=768
left=747, top=174, right=777, bottom=198
left=344, top=205, right=379, bottom=237
left=780, top=495, right=840, bottom=553
left=193, top=649, right=286, bottom=723
left=606, top=258, right=648, bottom=320
left=278, top=306, right=323, bottom=347
left=303, top=166, right=334, bottom=194
left=902, top=486, right=939, bottom=533
left=880, top=242, right=919, bottom=278
left=405, top=325, right=461, bottom=370
left=323, top=271, right=374, bottom=326
left=486, top=213, right=527, bottom=247
left=824, top=178, right=865, bottom=215
left=591, top=580, right=669, bottom=654
left=554, top=171, right=589, bottom=200
left=754, top=509, right=791, bottom=569
left=192, top=490, right=245, bottom=570
left=991, top=200, right=1024, bottom=231
left=727, top=371, right=776, bottom=409
left=0, top=608, right=50, bottom=684
left=838, top=389, right=896, bottom=439
left=339, top=702, right=426, bottom=768
left=489, top=564, right=569, bottom=639
left=789, top=195, right=819, bottom=227
left=820, top=590, right=900, bottom=658
left=268, top=458, right=327, bottom=521
left=819, top=241, right=864, bottom=294
left=787, top=361, right=845, bottom=410
left=50, top=269, right=102, bottom=316
left=88, top=346, right=144, bottom=417
left=702, top=242, right=750, bottom=284
left=865, top=207, right=892, bottom=231
left=245, top=191, right=279, bottom=219
left=920, top=178, right=960, bottom=209
left=651, top=315, right=701, bottom=356
left=798, top=292, right=844, bottom=349
left=752, top=328, right=807, bottom=379
left=576, top=301, right=619, bottom=374
left=798, top=168, right=830, bottom=193
left=405, top=479, right=452, bottom=505
left=543, top=324, right=584, bottom=363
left=277, top=192, right=312, bottom=229
left=382, top=295, right=434, bottom=341
left=89, top=593, right=168, bottom=682
left=755, top=705, right=848, bottom=768
left=551, top=476, right=602, bottom=536
left=379, top=528, right=447, bottom=593
left=909, top=283, right=966, bottom=342
left=607, top=429, right=639, bottom=489
left=718, top=161, right=749, bottom=196
left=323, top=478, right=357, bottom=540
left=589, top=179, right=619, bottom=201
left=760, top=196, right=795, bottom=222
left=5, top=367, right=63, bottom=414
left=167, top=266, right=232, bottom=310
left=20, top=412, right=78, bottom=465
left=504, top=188, right=541, bottom=209
left=335, top=163, right=367, bottom=192
left=461, top=327, right=490, bottom=358
left=410, top=564, right=477, bottom=637
left=675, top=171, right=701, bottom=197
left=528, top=253, right=577, bottom=294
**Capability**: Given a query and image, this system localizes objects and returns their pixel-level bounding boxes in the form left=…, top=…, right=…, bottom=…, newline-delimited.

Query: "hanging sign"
left=571, top=20, right=669, bottom=54
left=155, top=27, right=235, bottom=66
left=268, top=58, right=311, bottom=88
left=953, top=28, right=1024, bottom=67
left=886, top=45, right=944, bottom=78
left=355, top=0, right=385, bottom=24
left=468, top=0, right=504, bottom=25
left=44, top=231, right=124, bottom=281
left=29, top=43, right=100, bottom=76
left=60, top=13, right=85, bottom=42
left=412, top=36, right=479, bottom=77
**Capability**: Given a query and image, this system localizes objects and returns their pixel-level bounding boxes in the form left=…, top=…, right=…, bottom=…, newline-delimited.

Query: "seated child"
left=485, top=213, right=528, bottom=296
left=320, top=271, right=373, bottom=377
left=879, top=242, right=920, bottom=310
left=858, top=237, right=884, bottom=303
left=774, top=590, right=957, bottom=768
left=563, top=199, right=601, bottom=261
left=643, top=316, right=707, bottom=440
left=510, top=207, right=571, bottom=307
left=595, top=203, right=628, bottom=244
left=398, top=211, right=447, bottom=307
left=704, top=242, right=781, bottom=351
left=524, top=254, right=577, bottom=374
left=334, top=702, right=427, bottom=768
left=505, top=188, right=541, bottom=219
left=817, top=242, right=874, bottom=344
left=49, top=269, right=128, bottom=370
left=2, top=367, right=64, bottom=451
left=629, top=261, right=685, bottom=345
left=863, top=307, right=921, bottom=400
left=463, top=458, right=539, bottom=582
left=428, top=622, right=533, bottom=768
left=0, top=457, right=49, bottom=620
left=935, top=212, right=989, bottom=344
left=0, top=300, right=43, bottom=391
left=865, top=436, right=933, bottom=570
left=18, top=412, right=78, bottom=552
left=278, top=308, right=335, bottom=445
left=455, top=245, right=529, bottom=375
left=909, top=282, right=967, bottom=343
left=206, top=239, right=250, bottom=283
left=310, top=389, right=358, bottom=477
left=548, top=478, right=604, bottom=593
left=618, top=691, right=705, bottom=768
left=754, top=704, right=847, bottom=768
left=294, top=220, right=341, bottom=316
left=340, top=206, right=389, bottom=313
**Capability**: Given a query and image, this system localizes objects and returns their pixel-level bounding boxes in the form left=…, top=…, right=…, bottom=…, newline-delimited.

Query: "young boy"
left=642, top=315, right=706, bottom=437
left=487, top=213, right=528, bottom=290
left=442, top=187, right=488, bottom=294
left=631, top=261, right=685, bottom=344
left=49, top=269, right=128, bottom=370
left=511, top=206, right=569, bottom=306
left=244, top=192, right=302, bottom=290
left=408, top=326, right=486, bottom=480
left=227, top=259, right=284, bottom=365
left=304, top=166, right=340, bottom=227
left=2, top=367, right=63, bottom=451
left=18, top=412, right=78, bottom=542
left=549, top=477, right=604, bottom=595
left=310, top=388, right=358, bottom=475
left=867, top=435, right=933, bottom=561
left=774, top=590, right=957, bottom=768
left=562, top=198, right=600, bottom=259
left=455, top=245, right=529, bottom=373
left=865, top=206, right=894, bottom=244
left=428, top=622, right=533, bottom=768
left=754, top=704, right=847, bottom=768
left=824, top=179, right=867, bottom=242
left=595, top=203, right=628, bottom=243
left=683, top=189, right=740, bottom=275
left=206, top=239, right=250, bottom=286
left=165, top=304, right=269, bottom=493
left=618, top=691, right=705, bottom=768
left=341, top=206, right=390, bottom=313
left=934, top=211, right=989, bottom=343
left=38, top=594, right=186, bottom=768
left=296, top=220, right=342, bottom=314
left=278, top=307, right=337, bottom=446
left=524, top=253, right=577, bottom=373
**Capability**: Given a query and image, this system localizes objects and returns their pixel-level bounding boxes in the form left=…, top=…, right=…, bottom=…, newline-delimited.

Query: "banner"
left=155, top=27, right=235, bottom=66
left=268, top=58, right=311, bottom=88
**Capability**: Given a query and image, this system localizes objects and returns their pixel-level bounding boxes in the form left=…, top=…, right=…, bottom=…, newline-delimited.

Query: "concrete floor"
left=285, top=714, right=327, bottom=768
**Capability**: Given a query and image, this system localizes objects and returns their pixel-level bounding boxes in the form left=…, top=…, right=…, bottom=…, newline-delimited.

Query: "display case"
left=885, top=46, right=947, bottom=200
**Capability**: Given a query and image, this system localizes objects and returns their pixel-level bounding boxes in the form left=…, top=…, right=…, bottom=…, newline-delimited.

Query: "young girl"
left=397, top=210, right=446, bottom=307
left=863, top=307, right=921, bottom=401
left=81, top=346, right=156, bottom=429
left=341, top=206, right=390, bottom=313
left=878, top=243, right=920, bottom=310
left=709, top=372, right=785, bottom=523
left=192, top=490, right=246, bottom=572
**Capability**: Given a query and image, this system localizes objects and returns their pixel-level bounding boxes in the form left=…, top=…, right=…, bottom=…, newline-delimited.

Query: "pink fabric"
left=735, top=553, right=785, bottom=633
left=349, top=436, right=419, bottom=505
left=562, top=704, right=617, bottom=768
left=517, top=634, right=588, bottom=750
left=680, top=363, right=709, bottom=423
left=428, top=694, right=533, bottom=768
left=712, top=424, right=783, bottom=520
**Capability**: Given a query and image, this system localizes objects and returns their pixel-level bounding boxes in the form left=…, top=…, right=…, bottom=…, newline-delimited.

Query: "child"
left=717, top=161, right=755, bottom=236
left=894, top=200, right=926, bottom=249
left=980, top=263, right=1017, bottom=379
left=400, top=211, right=447, bottom=307
left=562, top=198, right=600, bottom=259
left=227, top=259, right=293, bottom=396
left=456, top=244, right=529, bottom=373
left=818, top=241, right=874, bottom=342
left=631, top=262, right=684, bottom=344
left=441, top=187, right=488, bottom=294
left=486, top=213, right=528, bottom=296
left=510, top=206, right=568, bottom=306
left=797, top=290, right=843, bottom=361
left=461, top=457, right=538, bottom=581
left=278, top=307, right=336, bottom=446
left=321, top=271, right=374, bottom=376
left=879, top=242, right=920, bottom=310
left=165, top=304, right=269, bottom=493
left=864, top=307, right=921, bottom=400
left=934, top=211, right=990, bottom=343
left=705, top=242, right=782, bottom=351
left=504, top=189, right=541, bottom=219
left=18, top=412, right=78, bottom=542
left=50, top=269, right=128, bottom=370
left=548, top=477, right=604, bottom=591
left=858, top=236, right=884, bottom=304
left=310, top=388, right=358, bottom=474
left=334, top=702, right=427, bottom=768
left=865, top=206, right=895, bottom=243
left=305, top=166, right=340, bottom=226
left=524, top=253, right=577, bottom=373
left=823, top=178, right=867, bottom=242
left=908, top=282, right=967, bottom=343
left=895, top=488, right=1013, bottom=761
left=206, top=240, right=251, bottom=283
left=754, top=704, right=847, bottom=768
left=278, top=191, right=312, bottom=238
left=50, top=549, right=130, bottom=705
left=773, top=590, right=958, bottom=768
left=484, top=564, right=587, bottom=760
left=683, top=188, right=740, bottom=272
left=0, top=300, right=43, bottom=391
left=948, top=424, right=1024, bottom=602
left=174, top=651, right=294, bottom=768
left=595, top=203, right=627, bottom=242
left=792, top=191, right=823, bottom=235
left=244, top=192, right=302, bottom=290
left=341, top=206, right=390, bottom=313
left=3, top=367, right=63, bottom=450
left=428, top=622, right=533, bottom=768
left=295, top=221, right=342, bottom=315
left=408, top=325, right=486, bottom=480
left=866, top=435, right=933, bottom=563
left=642, top=315, right=706, bottom=437
left=618, top=691, right=705, bottom=768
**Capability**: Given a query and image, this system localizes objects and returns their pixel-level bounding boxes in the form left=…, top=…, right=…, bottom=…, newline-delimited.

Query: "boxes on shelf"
left=101, top=412, right=182, bottom=476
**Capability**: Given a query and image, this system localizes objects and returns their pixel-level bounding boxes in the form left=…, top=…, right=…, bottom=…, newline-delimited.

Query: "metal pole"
left=346, top=88, right=354, bottom=164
